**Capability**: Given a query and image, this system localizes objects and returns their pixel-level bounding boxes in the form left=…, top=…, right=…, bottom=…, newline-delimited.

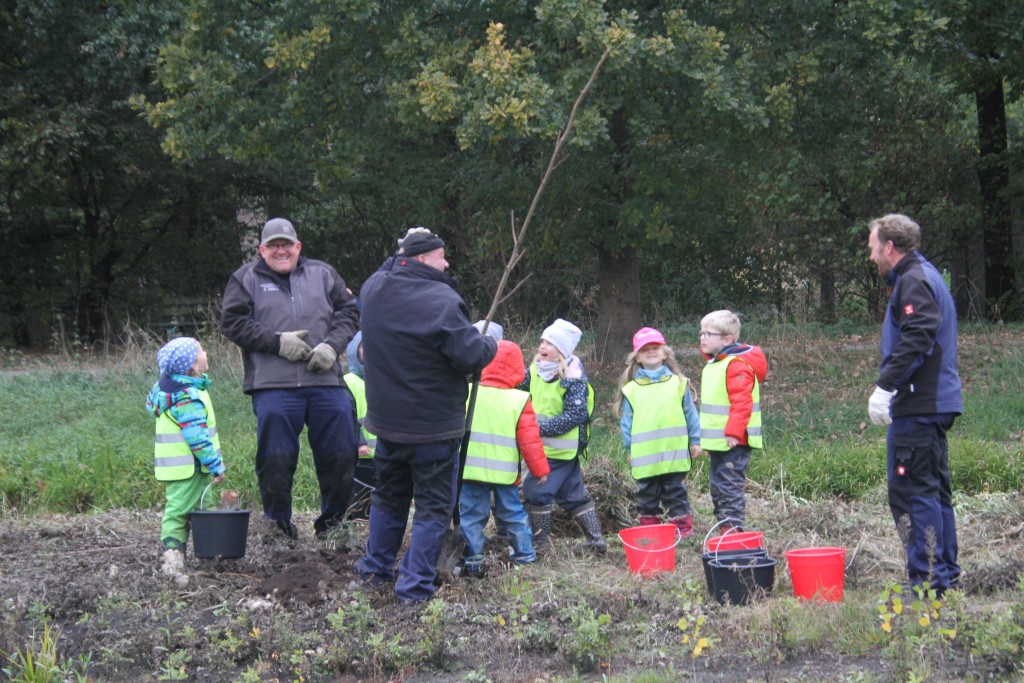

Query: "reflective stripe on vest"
left=529, top=366, right=591, bottom=461
left=154, top=388, right=221, bottom=481
left=344, top=373, right=376, bottom=457
left=621, top=374, right=691, bottom=478
left=699, top=356, right=762, bottom=450
left=463, top=386, right=530, bottom=485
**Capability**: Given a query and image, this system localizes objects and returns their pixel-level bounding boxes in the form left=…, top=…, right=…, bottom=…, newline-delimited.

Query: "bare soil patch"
left=3, top=489, right=1022, bottom=681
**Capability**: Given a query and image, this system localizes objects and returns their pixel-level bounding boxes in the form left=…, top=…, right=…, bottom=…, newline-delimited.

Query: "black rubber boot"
left=573, top=507, right=607, bottom=554
left=528, top=504, right=554, bottom=553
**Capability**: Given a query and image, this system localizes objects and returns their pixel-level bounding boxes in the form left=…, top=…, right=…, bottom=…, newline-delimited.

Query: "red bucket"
left=785, top=547, right=846, bottom=602
left=704, top=531, right=765, bottom=553
left=618, top=524, right=679, bottom=576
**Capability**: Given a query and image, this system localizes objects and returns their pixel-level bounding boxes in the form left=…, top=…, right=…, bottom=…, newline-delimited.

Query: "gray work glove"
left=278, top=330, right=311, bottom=362
left=306, top=342, right=338, bottom=373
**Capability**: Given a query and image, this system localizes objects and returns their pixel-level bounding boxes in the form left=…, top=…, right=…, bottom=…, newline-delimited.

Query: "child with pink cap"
left=614, top=327, right=701, bottom=537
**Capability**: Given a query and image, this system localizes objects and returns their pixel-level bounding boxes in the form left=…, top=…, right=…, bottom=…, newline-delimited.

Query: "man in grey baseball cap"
left=222, top=217, right=360, bottom=541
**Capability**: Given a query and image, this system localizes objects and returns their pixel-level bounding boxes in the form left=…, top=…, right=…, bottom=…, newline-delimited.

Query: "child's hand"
left=212, top=473, right=225, bottom=484
left=536, top=475, right=548, bottom=485
left=358, top=445, right=372, bottom=458
left=690, top=445, right=702, bottom=459
left=726, top=436, right=739, bottom=448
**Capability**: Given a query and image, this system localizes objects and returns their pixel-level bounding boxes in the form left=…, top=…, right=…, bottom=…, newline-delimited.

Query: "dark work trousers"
left=357, top=437, right=460, bottom=603
left=522, top=457, right=594, bottom=515
left=252, top=386, right=358, bottom=534
left=707, top=445, right=751, bottom=528
left=887, top=415, right=960, bottom=593
left=636, top=471, right=691, bottom=518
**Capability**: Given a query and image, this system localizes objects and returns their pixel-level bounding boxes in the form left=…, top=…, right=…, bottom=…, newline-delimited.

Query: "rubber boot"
left=528, top=504, right=553, bottom=554
left=637, top=515, right=661, bottom=527
left=670, top=514, right=694, bottom=539
left=573, top=507, right=607, bottom=554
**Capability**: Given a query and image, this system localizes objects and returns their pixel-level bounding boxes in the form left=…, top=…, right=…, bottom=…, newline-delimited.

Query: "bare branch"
left=477, top=46, right=612, bottom=334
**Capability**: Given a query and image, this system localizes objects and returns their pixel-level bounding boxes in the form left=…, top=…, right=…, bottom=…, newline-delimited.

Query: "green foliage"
left=960, top=576, right=1024, bottom=677
left=877, top=583, right=960, bottom=682
left=1, top=623, right=91, bottom=683
left=557, top=602, right=612, bottom=673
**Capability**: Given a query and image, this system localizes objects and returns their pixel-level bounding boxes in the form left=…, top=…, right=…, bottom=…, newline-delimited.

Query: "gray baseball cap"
left=261, top=218, right=298, bottom=245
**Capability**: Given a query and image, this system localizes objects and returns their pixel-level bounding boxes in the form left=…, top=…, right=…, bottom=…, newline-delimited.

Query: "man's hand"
left=278, top=330, right=311, bottom=362
left=307, top=342, right=338, bottom=373
left=868, top=386, right=896, bottom=425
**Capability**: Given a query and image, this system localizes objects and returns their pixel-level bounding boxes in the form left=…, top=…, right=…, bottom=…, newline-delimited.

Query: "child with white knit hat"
left=518, top=319, right=606, bottom=553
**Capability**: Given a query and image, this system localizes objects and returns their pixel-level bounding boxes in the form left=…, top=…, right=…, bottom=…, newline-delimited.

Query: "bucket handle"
left=620, top=526, right=682, bottom=553
left=704, top=518, right=745, bottom=561
left=199, top=480, right=215, bottom=511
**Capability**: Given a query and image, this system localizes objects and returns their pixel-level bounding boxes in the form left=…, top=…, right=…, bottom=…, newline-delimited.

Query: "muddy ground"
left=2, top=487, right=1023, bottom=682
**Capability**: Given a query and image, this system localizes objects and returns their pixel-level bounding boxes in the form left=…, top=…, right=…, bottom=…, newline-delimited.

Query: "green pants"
left=161, top=472, right=210, bottom=550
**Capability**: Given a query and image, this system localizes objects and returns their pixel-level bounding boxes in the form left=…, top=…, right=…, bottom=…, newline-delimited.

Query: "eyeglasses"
left=699, top=331, right=724, bottom=339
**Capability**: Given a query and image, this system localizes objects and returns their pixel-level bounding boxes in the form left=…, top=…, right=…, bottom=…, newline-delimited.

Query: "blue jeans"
left=252, top=386, right=358, bottom=533
left=460, top=482, right=535, bottom=569
left=358, top=437, right=460, bottom=602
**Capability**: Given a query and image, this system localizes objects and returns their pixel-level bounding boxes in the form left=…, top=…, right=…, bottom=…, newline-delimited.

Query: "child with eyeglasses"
left=698, top=310, right=767, bottom=533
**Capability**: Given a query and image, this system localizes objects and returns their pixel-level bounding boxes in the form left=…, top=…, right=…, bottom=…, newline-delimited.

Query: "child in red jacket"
left=460, top=340, right=550, bottom=577
left=698, top=310, right=768, bottom=532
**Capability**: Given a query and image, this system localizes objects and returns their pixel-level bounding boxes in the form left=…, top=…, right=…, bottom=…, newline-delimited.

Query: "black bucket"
left=188, top=481, right=250, bottom=559
left=190, top=510, right=250, bottom=559
left=706, top=555, right=777, bottom=605
left=702, top=547, right=768, bottom=597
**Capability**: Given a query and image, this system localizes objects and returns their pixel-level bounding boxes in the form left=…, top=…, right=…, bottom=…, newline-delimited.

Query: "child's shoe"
left=161, top=548, right=188, bottom=587
left=573, top=508, right=607, bottom=554
left=670, top=514, right=694, bottom=538
left=637, top=515, right=661, bottom=527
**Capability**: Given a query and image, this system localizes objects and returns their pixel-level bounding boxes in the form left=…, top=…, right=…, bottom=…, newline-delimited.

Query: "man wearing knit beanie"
left=356, top=226, right=497, bottom=603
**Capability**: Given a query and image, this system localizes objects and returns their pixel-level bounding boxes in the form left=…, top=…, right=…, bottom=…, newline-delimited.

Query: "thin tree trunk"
left=595, top=245, right=642, bottom=364
left=975, top=74, right=1016, bottom=319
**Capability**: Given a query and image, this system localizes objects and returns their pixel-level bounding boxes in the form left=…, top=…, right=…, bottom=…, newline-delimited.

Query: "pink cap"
left=632, top=327, right=666, bottom=352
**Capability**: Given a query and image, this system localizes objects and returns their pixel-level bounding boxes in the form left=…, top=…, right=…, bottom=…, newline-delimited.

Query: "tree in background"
left=0, top=0, right=251, bottom=344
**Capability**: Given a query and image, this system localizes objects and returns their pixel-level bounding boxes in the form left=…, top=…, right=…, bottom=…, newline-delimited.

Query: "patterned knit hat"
left=157, top=337, right=200, bottom=376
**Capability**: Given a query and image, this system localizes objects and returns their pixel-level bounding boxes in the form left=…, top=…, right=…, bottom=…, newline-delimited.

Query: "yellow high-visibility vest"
left=463, top=386, right=529, bottom=485
left=622, top=374, right=691, bottom=479
left=700, top=357, right=762, bottom=450
left=344, top=373, right=376, bottom=457
left=154, top=388, right=220, bottom=481
left=528, top=366, right=594, bottom=461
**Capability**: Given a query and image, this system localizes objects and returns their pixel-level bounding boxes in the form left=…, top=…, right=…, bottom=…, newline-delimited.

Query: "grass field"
left=3, top=323, right=1023, bottom=515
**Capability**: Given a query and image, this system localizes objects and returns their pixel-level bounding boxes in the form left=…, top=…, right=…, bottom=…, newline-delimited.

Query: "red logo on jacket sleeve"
left=904, top=304, right=915, bottom=315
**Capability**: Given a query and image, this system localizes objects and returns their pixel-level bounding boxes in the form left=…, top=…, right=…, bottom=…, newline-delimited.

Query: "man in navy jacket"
left=355, top=228, right=497, bottom=603
left=868, top=213, right=962, bottom=595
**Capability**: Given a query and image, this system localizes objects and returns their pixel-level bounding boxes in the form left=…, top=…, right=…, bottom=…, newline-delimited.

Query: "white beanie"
left=541, top=318, right=582, bottom=359
left=473, top=320, right=503, bottom=341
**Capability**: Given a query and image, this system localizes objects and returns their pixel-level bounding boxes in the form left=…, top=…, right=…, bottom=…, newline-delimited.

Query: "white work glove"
left=278, top=330, right=311, bottom=362
left=306, top=342, right=338, bottom=373
left=868, top=386, right=896, bottom=426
